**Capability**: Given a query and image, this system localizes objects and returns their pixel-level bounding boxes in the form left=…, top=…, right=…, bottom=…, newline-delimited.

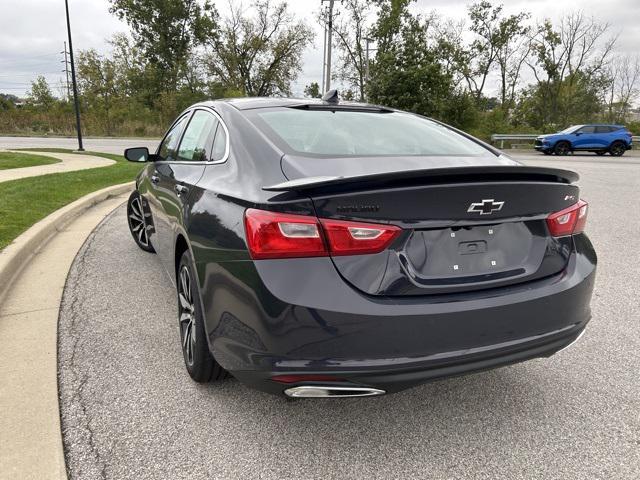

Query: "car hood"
left=281, top=153, right=521, bottom=180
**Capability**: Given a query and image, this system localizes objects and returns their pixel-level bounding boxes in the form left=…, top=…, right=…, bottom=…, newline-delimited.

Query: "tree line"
left=1, top=0, right=638, bottom=139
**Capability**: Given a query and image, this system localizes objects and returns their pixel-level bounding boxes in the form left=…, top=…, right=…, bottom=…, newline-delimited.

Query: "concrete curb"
left=0, top=182, right=134, bottom=306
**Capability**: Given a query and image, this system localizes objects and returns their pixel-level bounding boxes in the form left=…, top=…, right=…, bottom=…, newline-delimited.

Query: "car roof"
left=580, top=124, right=625, bottom=128
left=193, top=97, right=392, bottom=111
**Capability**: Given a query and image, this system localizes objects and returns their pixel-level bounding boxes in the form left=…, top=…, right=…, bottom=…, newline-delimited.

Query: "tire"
left=609, top=141, right=626, bottom=157
left=554, top=141, right=571, bottom=156
left=596, top=151, right=606, bottom=156
left=127, top=191, right=155, bottom=253
left=177, top=250, right=227, bottom=382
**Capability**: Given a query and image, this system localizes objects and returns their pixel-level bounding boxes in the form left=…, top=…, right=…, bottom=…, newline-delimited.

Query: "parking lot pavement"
left=58, top=157, right=640, bottom=480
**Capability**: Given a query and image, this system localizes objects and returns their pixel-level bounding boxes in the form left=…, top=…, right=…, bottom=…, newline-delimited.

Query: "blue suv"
left=535, top=124, right=633, bottom=156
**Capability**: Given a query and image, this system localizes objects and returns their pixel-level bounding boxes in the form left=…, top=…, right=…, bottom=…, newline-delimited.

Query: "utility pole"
left=64, top=0, right=84, bottom=151
left=61, top=42, right=71, bottom=101
left=321, top=7, right=327, bottom=93
left=364, top=37, right=375, bottom=101
left=321, top=0, right=335, bottom=92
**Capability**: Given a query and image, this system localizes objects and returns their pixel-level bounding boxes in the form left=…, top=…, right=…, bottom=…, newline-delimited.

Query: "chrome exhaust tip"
left=284, top=385, right=386, bottom=398
left=555, top=329, right=586, bottom=355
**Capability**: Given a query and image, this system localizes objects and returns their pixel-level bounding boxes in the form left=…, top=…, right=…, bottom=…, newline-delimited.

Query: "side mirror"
left=575, top=132, right=582, bottom=136
left=125, top=147, right=150, bottom=162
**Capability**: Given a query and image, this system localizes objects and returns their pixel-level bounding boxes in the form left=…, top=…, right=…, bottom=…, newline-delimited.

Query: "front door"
left=573, top=125, right=598, bottom=149
left=154, top=109, right=220, bottom=275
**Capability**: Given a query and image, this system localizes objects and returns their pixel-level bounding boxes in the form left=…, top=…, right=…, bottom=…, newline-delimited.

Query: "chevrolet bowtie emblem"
left=467, top=199, right=505, bottom=215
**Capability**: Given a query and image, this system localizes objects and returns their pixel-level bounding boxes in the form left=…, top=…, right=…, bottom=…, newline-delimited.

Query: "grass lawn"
left=0, top=151, right=60, bottom=170
left=0, top=148, right=142, bottom=250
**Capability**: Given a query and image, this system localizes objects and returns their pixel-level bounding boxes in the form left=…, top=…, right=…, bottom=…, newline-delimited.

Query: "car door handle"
left=174, top=184, right=189, bottom=196
left=150, top=175, right=160, bottom=184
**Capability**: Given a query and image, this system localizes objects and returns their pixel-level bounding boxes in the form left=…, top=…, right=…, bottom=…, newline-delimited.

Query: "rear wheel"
left=609, top=141, right=626, bottom=157
left=177, top=250, right=227, bottom=382
left=554, top=141, right=571, bottom=156
left=127, top=191, right=154, bottom=253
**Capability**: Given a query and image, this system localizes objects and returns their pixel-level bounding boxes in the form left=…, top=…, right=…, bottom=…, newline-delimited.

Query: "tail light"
left=546, top=200, right=588, bottom=237
left=244, top=208, right=401, bottom=259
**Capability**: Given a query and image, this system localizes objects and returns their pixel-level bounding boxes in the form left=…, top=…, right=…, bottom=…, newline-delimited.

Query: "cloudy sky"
left=0, top=0, right=638, bottom=98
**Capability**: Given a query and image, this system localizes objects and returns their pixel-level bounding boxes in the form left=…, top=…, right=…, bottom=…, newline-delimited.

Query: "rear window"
left=249, top=108, right=489, bottom=156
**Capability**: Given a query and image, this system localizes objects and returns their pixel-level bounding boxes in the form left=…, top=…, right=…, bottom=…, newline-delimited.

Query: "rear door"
left=145, top=113, right=190, bottom=257
left=595, top=126, right=613, bottom=148
left=154, top=109, right=219, bottom=274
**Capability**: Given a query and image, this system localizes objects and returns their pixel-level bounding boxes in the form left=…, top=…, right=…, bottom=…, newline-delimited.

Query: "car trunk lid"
left=265, top=155, right=579, bottom=296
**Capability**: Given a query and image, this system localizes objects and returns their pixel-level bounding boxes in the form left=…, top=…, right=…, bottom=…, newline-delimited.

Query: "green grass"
left=0, top=149, right=142, bottom=250
left=0, top=151, right=60, bottom=170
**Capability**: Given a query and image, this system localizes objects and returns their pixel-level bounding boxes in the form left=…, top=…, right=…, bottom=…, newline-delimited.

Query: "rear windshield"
left=249, top=108, right=490, bottom=157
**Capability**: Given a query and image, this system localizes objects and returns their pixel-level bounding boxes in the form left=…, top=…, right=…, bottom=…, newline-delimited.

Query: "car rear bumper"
left=232, top=323, right=587, bottom=396
left=199, top=235, right=596, bottom=396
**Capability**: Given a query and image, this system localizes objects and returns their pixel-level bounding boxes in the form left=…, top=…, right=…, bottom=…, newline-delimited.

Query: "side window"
left=595, top=126, right=611, bottom=134
left=578, top=126, right=596, bottom=134
left=158, top=115, right=189, bottom=161
left=177, top=110, right=219, bottom=162
left=211, top=122, right=228, bottom=162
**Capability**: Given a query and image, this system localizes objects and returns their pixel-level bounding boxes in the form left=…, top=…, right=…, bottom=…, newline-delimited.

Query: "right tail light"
left=546, top=200, right=588, bottom=237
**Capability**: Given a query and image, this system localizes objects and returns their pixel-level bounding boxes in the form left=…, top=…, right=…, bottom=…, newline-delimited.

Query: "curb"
left=0, top=182, right=134, bottom=304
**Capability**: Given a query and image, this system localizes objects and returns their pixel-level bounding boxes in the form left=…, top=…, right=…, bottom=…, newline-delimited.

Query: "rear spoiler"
left=263, top=166, right=579, bottom=192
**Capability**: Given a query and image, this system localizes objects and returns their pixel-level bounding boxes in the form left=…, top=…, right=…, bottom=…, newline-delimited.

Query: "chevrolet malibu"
left=124, top=93, right=597, bottom=398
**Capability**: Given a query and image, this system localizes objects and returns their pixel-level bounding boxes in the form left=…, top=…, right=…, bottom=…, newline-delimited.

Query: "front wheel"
left=609, top=141, right=626, bottom=157
left=554, top=141, right=571, bottom=156
left=177, top=250, right=227, bottom=383
left=127, top=191, right=155, bottom=253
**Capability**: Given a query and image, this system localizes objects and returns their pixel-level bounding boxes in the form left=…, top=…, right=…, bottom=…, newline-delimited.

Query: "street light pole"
left=64, top=0, right=84, bottom=151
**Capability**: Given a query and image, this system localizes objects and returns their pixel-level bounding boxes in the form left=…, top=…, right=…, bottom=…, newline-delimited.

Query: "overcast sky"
left=0, top=0, right=638, bottom=98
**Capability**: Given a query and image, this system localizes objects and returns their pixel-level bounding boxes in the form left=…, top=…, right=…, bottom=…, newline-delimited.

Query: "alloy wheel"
left=128, top=196, right=149, bottom=247
left=610, top=142, right=625, bottom=156
left=178, top=265, right=197, bottom=366
left=555, top=142, right=570, bottom=155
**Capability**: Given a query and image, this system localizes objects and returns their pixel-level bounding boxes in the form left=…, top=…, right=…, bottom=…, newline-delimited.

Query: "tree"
left=204, top=0, right=314, bottom=97
left=461, top=2, right=531, bottom=106
left=605, top=55, right=640, bottom=123
left=108, top=0, right=217, bottom=94
left=368, top=0, right=453, bottom=119
left=304, top=82, right=321, bottom=98
left=77, top=50, right=118, bottom=135
left=522, top=12, right=617, bottom=128
left=27, top=76, right=56, bottom=110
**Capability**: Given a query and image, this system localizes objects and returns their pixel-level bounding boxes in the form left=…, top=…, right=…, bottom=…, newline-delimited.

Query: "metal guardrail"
left=491, top=133, right=639, bottom=149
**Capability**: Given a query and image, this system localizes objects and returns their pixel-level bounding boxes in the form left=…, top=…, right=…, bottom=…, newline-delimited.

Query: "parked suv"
left=535, top=124, right=633, bottom=156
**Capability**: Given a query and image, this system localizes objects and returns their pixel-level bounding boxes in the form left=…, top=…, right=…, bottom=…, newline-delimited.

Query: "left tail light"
left=546, top=200, right=588, bottom=237
left=244, top=208, right=401, bottom=259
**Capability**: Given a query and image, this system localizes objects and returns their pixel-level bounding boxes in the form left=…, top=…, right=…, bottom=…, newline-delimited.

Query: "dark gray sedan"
left=124, top=94, right=597, bottom=398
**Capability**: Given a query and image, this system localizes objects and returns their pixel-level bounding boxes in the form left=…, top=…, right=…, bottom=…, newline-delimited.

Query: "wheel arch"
left=174, top=233, right=191, bottom=280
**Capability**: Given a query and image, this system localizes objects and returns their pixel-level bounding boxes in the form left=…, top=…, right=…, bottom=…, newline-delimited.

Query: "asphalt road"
left=58, top=153, right=640, bottom=479
left=0, top=136, right=159, bottom=154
